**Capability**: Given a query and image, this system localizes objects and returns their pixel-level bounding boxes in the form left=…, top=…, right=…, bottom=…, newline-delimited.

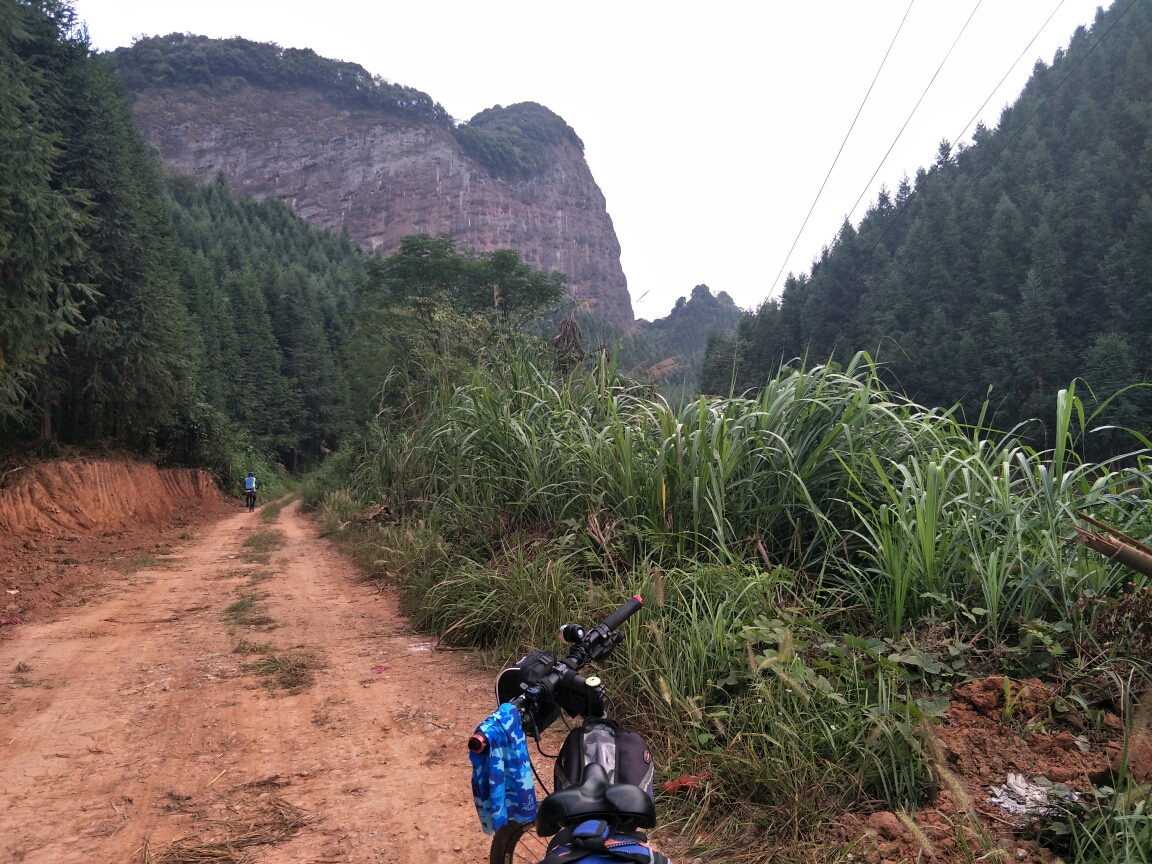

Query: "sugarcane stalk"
left=1075, top=511, right=1152, bottom=557
left=1071, top=526, right=1152, bottom=579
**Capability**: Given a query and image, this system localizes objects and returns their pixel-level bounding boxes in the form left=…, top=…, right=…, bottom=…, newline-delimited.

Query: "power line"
left=936, top=0, right=1136, bottom=223
left=858, top=0, right=1073, bottom=258
left=948, top=0, right=1067, bottom=153
left=863, top=0, right=1136, bottom=263
left=844, top=0, right=984, bottom=226
left=766, top=0, right=916, bottom=297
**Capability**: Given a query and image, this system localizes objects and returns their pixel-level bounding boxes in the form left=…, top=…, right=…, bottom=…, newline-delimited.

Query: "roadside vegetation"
left=6, top=1, right=1152, bottom=861
left=306, top=340, right=1152, bottom=862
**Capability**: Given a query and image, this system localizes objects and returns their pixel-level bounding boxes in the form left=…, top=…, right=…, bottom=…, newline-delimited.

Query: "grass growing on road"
left=225, top=593, right=274, bottom=627
left=240, top=646, right=325, bottom=694
left=260, top=494, right=300, bottom=524
left=232, top=639, right=274, bottom=655
left=241, top=530, right=286, bottom=563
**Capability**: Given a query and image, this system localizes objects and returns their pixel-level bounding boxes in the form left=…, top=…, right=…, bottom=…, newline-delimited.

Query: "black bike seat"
left=536, top=763, right=656, bottom=837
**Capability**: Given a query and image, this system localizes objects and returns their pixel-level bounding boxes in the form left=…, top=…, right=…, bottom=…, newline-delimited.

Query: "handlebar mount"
left=472, top=595, right=645, bottom=753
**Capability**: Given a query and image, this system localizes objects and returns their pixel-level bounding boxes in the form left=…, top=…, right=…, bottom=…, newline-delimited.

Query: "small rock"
left=1015, top=850, right=1028, bottom=861
left=453, top=846, right=461, bottom=853
left=866, top=811, right=904, bottom=842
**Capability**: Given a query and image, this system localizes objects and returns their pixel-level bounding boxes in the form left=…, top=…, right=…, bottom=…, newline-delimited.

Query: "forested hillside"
left=703, top=1, right=1152, bottom=446
left=0, top=0, right=579, bottom=478
left=577, top=284, right=743, bottom=393
left=167, top=175, right=361, bottom=468
left=1, top=0, right=192, bottom=453
left=0, top=0, right=364, bottom=473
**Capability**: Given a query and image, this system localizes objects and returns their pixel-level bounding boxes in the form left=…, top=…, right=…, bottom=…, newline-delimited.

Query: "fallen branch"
left=1069, top=527, right=1152, bottom=579
left=1075, top=511, right=1152, bottom=556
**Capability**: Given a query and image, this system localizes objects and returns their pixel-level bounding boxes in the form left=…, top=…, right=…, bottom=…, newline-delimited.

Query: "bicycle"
left=470, top=595, right=665, bottom=864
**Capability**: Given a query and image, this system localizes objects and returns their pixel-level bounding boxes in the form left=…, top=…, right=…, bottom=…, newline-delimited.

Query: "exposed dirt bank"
left=1, top=460, right=229, bottom=632
left=837, top=675, right=1150, bottom=864
left=0, top=499, right=493, bottom=863
left=0, top=459, right=218, bottom=536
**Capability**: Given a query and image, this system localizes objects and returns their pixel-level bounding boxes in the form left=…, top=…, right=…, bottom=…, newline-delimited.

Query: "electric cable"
left=766, top=0, right=916, bottom=297
left=844, top=0, right=984, bottom=225
left=949, top=0, right=1068, bottom=156
left=863, top=0, right=1136, bottom=262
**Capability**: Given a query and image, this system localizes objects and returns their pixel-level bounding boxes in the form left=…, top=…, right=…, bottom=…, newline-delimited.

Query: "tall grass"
left=338, top=521, right=936, bottom=838
left=373, top=349, right=1150, bottom=645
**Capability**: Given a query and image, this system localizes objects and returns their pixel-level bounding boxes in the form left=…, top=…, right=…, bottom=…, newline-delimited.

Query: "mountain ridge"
left=112, top=34, right=635, bottom=328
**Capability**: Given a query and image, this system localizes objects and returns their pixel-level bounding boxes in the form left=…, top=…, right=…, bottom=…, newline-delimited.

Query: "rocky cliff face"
left=132, top=86, right=633, bottom=327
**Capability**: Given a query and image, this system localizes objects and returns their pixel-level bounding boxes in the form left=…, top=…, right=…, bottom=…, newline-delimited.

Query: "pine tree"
left=0, top=0, right=90, bottom=429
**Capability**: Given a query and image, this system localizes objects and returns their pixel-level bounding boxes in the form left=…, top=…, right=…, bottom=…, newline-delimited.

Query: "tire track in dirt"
left=0, top=500, right=494, bottom=863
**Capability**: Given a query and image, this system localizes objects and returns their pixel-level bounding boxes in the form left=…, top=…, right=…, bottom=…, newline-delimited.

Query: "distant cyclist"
left=244, top=472, right=260, bottom=512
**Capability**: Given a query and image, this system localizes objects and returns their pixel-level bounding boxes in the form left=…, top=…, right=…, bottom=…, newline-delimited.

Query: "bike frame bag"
left=541, top=819, right=669, bottom=864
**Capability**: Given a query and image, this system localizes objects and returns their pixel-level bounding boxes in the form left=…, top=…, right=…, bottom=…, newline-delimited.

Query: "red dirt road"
left=1, top=501, right=495, bottom=863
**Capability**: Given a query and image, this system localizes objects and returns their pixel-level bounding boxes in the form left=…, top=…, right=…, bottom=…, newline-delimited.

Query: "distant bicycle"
left=244, top=472, right=260, bottom=512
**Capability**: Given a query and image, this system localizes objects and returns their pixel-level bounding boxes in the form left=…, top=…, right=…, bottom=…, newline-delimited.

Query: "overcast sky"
left=76, top=0, right=1108, bottom=320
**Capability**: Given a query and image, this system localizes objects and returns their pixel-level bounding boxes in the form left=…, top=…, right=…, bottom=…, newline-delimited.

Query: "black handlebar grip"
left=468, top=732, right=488, bottom=754
left=600, top=594, right=644, bottom=632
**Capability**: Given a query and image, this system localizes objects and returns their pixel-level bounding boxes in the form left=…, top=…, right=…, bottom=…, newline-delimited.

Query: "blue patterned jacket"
left=469, top=703, right=538, bottom=834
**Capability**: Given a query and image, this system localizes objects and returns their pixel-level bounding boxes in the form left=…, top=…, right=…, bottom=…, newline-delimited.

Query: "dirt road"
left=1, top=500, right=495, bottom=863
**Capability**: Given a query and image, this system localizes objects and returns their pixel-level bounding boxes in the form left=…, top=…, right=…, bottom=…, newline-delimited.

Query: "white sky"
left=76, top=0, right=1107, bottom=320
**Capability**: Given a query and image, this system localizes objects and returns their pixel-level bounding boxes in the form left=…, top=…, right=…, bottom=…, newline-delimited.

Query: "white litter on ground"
left=987, top=773, right=1082, bottom=815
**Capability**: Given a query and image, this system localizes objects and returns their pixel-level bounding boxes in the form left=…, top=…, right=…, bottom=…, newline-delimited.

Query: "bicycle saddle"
left=536, top=763, right=656, bottom=837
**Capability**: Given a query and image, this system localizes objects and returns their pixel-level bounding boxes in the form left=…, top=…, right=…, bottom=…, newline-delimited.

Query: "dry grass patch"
left=144, top=789, right=316, bottom=863
left=242, top=530, right=285, bottom=554
left=240, top=645, right=325, bottom=695
left=232, top=639, right=273, bottom=655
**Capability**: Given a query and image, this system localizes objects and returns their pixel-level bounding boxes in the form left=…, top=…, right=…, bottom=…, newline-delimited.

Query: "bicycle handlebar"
left=558, top=593, right=644, bottom=672
left=600, top=594, right=644, bottom=633
left=472, top=595, right=645, bottom=752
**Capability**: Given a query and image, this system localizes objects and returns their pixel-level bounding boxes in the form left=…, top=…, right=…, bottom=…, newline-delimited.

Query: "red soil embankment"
left=1, top=460, right=228, bottom=631
left=0, top=459, right=218, bottom=535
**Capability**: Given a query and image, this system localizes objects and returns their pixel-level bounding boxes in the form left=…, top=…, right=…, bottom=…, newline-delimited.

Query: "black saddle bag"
left=554, top=717, right=655, bottom=798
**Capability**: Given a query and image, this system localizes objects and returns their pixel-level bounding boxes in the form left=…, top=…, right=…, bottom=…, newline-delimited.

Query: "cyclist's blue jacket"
left=245, top=476, right=257, bottom=491
left=469, top=702, right=536, bottom=834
